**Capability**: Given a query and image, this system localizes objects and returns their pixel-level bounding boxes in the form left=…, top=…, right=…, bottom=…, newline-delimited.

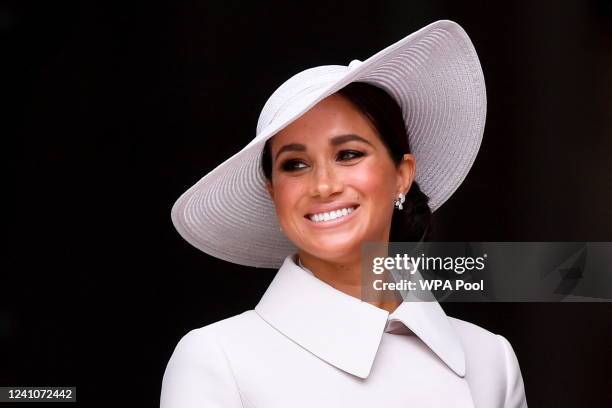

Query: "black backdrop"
left=3, top=1, right=612, bottom=407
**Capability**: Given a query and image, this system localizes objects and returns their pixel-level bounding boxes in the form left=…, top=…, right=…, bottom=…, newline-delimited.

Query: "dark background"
left=3, top=0, right=612, bottom=407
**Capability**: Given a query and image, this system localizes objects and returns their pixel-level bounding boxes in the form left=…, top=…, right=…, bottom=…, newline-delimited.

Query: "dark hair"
left=261, top=82, right=433, bottom=242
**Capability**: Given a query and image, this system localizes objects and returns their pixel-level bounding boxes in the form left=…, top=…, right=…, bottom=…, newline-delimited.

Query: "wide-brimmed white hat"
left=171, top=20, right=486, bottom=269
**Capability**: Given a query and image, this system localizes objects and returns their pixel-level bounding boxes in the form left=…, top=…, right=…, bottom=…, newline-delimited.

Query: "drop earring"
left=394, top=193, right=405, bottom=210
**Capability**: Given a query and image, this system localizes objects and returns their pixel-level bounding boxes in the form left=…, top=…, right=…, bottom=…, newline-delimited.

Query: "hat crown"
left=256, top=65, right=349, bottom=137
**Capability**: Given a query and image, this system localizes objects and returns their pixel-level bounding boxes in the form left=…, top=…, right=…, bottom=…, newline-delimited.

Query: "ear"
left=396, top=153, right=416, bottom=195
left=265, top=179, right=275, bottom=200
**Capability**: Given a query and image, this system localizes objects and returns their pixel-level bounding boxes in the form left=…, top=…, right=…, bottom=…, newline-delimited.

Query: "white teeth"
left=308, top=206, right=356, bottom=223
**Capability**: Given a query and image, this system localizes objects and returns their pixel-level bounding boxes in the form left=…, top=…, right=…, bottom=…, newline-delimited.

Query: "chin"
left=304, top=240, right=362, bottom=263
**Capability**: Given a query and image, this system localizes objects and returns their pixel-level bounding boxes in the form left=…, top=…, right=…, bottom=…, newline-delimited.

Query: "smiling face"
left=265, top=93, right=415, bottom=265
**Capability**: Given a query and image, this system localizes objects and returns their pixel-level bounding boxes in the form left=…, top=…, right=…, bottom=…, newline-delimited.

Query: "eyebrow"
left=274, top=134, right=373, bottom=161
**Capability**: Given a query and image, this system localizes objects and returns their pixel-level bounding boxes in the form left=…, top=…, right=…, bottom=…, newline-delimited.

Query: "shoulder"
left=448, top=316, right=522, bottom=368
left=448, top=317, right=507, bottom=378
left=160, top=311, right=262, bottom=408
left=448, top=316, right=502, bottom=348
left=164, top=310, right=265, bottom=372
left=174, top=311, right=262, bottom=351
left=448, top=316, right=528, bottom=408
left=449, top=316, right=520, bottom=360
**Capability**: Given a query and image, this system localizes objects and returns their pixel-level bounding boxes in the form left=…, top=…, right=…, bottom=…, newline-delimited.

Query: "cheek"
left=346, top=161, right=395, bottom=199
left=272, top=178, right=305, bottom=215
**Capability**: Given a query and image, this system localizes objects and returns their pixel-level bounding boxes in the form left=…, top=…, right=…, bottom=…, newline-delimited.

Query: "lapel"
left=254, top=254, right=466, bottom=379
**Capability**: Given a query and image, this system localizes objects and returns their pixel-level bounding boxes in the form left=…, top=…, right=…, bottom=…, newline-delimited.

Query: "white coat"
left=160, top=254, right=528, bottom=407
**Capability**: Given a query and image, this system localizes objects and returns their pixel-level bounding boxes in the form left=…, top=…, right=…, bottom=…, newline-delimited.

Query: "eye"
left=280, top=159, right=308, bottom=172
left=337, top=150, right=365, bottom=161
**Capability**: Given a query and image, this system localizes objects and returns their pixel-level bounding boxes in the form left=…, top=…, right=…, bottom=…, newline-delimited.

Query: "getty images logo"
left=371, top=253, right=488, bottom=275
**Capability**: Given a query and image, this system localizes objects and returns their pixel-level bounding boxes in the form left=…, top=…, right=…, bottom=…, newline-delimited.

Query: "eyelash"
left=280, top=150, right=366, bottom=172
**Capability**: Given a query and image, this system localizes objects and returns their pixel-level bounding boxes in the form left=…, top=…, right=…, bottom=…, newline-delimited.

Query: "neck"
left=298, top=250, right=402, bottom=314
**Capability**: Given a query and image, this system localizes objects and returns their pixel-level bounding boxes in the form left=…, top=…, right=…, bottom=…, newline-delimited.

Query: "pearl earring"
left=394, top=193, right=406, bottom=210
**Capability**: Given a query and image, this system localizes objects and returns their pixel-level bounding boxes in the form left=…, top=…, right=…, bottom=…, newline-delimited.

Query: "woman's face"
left=266, top=93, right=415, bottom=264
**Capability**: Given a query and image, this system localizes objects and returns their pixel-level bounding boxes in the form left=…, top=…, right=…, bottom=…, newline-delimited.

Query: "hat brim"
left=171, top=20, right=486, bottom=268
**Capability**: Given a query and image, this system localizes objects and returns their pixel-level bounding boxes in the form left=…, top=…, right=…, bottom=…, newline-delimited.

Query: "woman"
left=161, top=20, right=528, bottom=407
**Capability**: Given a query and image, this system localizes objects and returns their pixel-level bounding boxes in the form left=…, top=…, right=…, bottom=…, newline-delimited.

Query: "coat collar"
left=254, top=254, right=466, bottom=379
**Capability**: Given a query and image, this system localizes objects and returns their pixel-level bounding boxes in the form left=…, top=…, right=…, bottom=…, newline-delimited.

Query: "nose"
left=309, top=162, right=343, bottom=198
